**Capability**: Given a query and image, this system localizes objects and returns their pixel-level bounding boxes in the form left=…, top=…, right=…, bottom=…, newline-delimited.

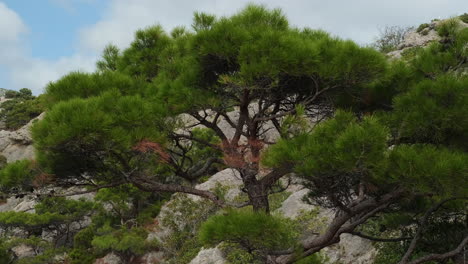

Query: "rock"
left=277, top=189, right=314, bottom=219
left=2, top=144, right=35, bottom=162
left=189, top=247, right=226, bottom=264
left=0, top=112, right=45, bottom=162
left=146, top=170, right=241, bottom=257
left=94, top=252, right=123, bottom=264
left=140, top=251, right=164, bottom=264
left=386, top=49, right=404, bottom=59
left=11, top=244, right=35, bottom=259
left=0, top=197, right=24, bottom=212
left=322, top=234, right=378, bottom=264
left=12, top=197, right=37, bottom=212
left=388, top=19, right=468, bottom=60
left=276, top=188, right=377, bottom=264
left=0, top=195, right=37, bottom=213
left=190, top=168, right=242, bottom=202
left=399, top=28, right=440, bottom=49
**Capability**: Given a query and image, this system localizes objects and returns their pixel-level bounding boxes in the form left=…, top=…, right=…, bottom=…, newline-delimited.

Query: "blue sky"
left=0, top=0, right=467, bottom=94
left=2, top=0, right=106, bottom=60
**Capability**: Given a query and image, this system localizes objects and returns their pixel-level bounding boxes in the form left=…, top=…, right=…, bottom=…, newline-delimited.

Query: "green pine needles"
left=0, top=4, right=466, bottom=264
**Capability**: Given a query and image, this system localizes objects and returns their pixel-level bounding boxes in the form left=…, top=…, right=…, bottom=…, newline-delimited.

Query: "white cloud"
left=0, top=2, right=96, bottom=94
left=1, top=0, right=468, bottom=94
left=79, top=0, right=468, bottom=54
left=0, top=2, right=27, bottom=44
left=8, top=55, right=96, bottom=93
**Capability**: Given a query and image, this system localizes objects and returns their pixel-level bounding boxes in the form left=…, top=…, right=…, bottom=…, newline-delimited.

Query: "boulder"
left=189, top=247, right=226, bottom=264
left=388, top=19, right=468, bottom=59
left=190, top=168, right=242, bottom=202
left=0, top=113, right=45, bottom=162
left=277, top=188, right=315, bottom=219
left=94, top=252, right=123, bottom=264
left=11, top=244, right=35, bottom=259
left=140, top=251, right=164, bottom=264
left=0, top=195, right=37, bottom=213
left=276, top=188, right=377, bottom=264
left=322, top=234, right=378, bottom=264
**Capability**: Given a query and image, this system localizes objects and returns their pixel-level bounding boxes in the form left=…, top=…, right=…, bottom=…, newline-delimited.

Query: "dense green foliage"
left=200, top=210, right=297, bottom=252
left=0, top=5, right=466, bottom=264
left=0, top=160, right=35, bottom=191
left=0, top=88, right=44, bottom=130
left=460, top=13, right=468, bottom=23
left=416, top=23, right=429, bottom=33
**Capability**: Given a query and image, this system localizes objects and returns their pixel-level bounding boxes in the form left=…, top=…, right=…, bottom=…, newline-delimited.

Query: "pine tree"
left=1, top=4, right=465, bottom=263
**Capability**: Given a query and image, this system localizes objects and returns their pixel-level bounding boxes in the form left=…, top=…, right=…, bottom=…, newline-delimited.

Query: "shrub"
left=4, top=90, right=18, bottom=99
left=459, top=13, right=468, bottom=23
left=416, top=23, right=429, bottom=33
left=391, top=75, right=468, bottom=148
left=0, top=95, right=44, bottom=130
left=0, top=155, right=7, bottom=169
left=3, top=88, right=33, bottom=100
left=0, top=239, right=12, bottom=264
left=18, top=88, right=33, bottom=99
left=400, top=46, right=423, bottom=60
left=0, top=159, right=35, bottom=191
left=199, top=210, right=298, bottom=253
left=436, top=18, right=460, bottom=37
left=91, top=225, right=150, bottom=256
left=160, top=194, right=217, bottom=263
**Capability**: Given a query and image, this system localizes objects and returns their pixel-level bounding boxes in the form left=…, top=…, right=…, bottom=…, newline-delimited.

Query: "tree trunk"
left=246, top=183, right=270, bottom=213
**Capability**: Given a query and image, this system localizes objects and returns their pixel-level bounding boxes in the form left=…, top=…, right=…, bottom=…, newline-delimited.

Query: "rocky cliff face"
left=0, top=110, right=44, bottom=163
left=387, top=19, right=468, bottom=59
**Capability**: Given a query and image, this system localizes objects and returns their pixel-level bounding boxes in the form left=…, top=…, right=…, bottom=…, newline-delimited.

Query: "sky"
left=0, top=0, right=467, bottom=95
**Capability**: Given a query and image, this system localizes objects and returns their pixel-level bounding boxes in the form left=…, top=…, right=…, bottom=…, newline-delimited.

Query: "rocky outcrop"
left=0, top=112, right=45, bottom=162
left=388, top=19, right=468, bottom=59
left=94, top=252, right=123, bottom=264
left=146, top=168, right=242, bottom=247
left=189, top=247, right=226, bottom=264
left=277, top=189, right=377, bottom=264
left=189, top=168, right=242, bottom=202
left=11, top=244, right=36, bottom=259
left=0, top=195, right=36, bottom=213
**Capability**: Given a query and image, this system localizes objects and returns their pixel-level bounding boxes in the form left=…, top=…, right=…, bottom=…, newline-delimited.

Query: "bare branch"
left=53, top=181, right=127, bottom=197
left=129, top=176, right=226, bottom=207
left=407, top=235, right=468, bottom=264
left=399, top=197, right=468, bottom=264
left=171, top=133, right=222, bottom=151
left=346, top=231, right=412, bottom=243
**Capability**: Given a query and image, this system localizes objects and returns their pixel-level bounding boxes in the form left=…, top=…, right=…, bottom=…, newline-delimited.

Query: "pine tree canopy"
left=0, top=4, right=466, bottom=264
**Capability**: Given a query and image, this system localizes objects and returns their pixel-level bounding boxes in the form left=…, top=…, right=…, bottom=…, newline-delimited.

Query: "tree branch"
left=407, top=235, right=468, bottom=264
left=171, top=133, right=222, bottom=151
left=399, top=197, right=468, bottom=264
left=51, top=181, right=127, bottom=197
left=129, top=176, right=226, bottom=207
left=254, top=85, right=338, bottom=122
left=346, top=231, right=412, bottom=243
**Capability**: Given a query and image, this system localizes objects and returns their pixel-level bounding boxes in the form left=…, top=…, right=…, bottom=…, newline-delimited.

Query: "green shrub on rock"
left=0, top=160, right=35, bottom=191
left=0, top=94, right=44, bottom=130
left=459, top=13, right=468, bottom=23
left=436, top=18, right=461, bottom=37
left=416, top=23, right=429, bottom=33
left=199, top=210, right=298, bottom=258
